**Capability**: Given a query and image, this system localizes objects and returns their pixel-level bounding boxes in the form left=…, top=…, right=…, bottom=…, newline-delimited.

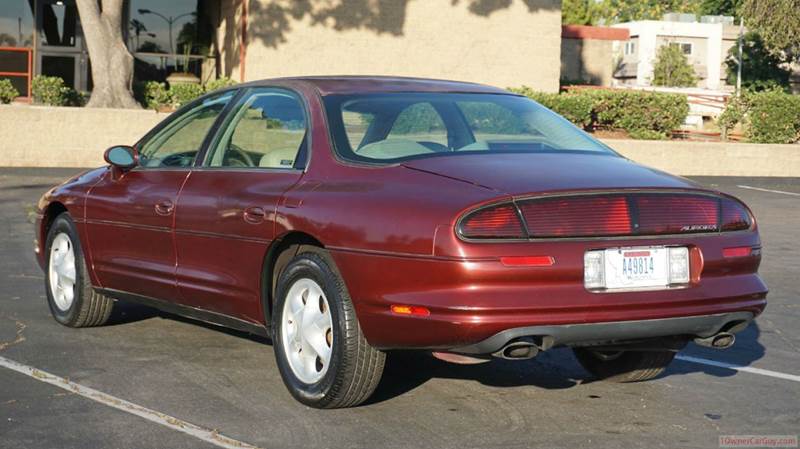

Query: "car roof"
left=242, top=75, right=514, bottom=96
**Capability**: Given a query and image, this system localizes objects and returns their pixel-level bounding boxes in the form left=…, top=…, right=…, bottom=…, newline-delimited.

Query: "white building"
left=612, top=14, right=740, bottom=90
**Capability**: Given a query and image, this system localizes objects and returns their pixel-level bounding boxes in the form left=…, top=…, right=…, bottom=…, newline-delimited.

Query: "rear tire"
left=44, top=213, right=114, bottom=327
left=572, top=348, right=676, bottom=382
left=272, top=251, right=385, bottom=408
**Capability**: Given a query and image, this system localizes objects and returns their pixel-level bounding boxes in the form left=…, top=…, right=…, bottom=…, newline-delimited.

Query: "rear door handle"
left=243, top=206, right=266, bottom=224
left=154, top=200, right=174, bottom=216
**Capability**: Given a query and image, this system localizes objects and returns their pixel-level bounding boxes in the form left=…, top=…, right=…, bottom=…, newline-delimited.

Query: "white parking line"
left=736, top=185, right=800, bottom=197
left=0, top=355, right=262, bottom=449
left=675, top=355, right=800, bottom=383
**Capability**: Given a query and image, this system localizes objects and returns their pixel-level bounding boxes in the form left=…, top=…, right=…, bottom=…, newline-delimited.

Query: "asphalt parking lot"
left=0, top=168, right=798, bottom=449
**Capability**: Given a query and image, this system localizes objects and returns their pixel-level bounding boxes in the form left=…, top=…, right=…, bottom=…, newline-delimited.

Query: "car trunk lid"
left=401, top=152, right=700, bottom=196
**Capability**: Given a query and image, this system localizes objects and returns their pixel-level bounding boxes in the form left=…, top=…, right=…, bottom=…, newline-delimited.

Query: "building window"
left=0, top=0, right=34, bottom=48
left=624, top=41, right=636, bottom=55
left=669, top=42, right=693, bottom=55
left=0, top=1, right=34, bottom=97
left=130, top=0, right=216, bottom=84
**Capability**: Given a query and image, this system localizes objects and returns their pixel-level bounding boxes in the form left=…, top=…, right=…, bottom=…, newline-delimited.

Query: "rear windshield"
left=323, top=93, right=615, bottom=164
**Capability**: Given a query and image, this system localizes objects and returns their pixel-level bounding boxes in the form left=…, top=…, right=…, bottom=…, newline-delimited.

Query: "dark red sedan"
left=35, top=77, right=767, bottom=408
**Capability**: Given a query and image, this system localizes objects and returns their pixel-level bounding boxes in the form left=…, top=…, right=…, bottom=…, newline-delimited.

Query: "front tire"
left=272, top=251, right=385, bottom=408
left=44, top=213, right=114, bottom=327
left=573, top=348, right=676, bottom=382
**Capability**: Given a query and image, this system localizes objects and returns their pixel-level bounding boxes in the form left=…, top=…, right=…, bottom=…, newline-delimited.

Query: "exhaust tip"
left=711, top=332, right=735, bottom=349
left=493, top=340, right=539, bottom=360
left=695, top=332, right=735, bottom=349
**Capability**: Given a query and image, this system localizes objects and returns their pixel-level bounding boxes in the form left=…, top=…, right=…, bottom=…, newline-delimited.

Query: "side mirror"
left=103, top=145, right=138, bottom=170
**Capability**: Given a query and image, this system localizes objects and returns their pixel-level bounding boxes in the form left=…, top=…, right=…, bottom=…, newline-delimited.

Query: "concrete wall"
left=561, top=38, right=614, bottom=85
left=1, top=105, right=798, bottom=177
left=602, top=139, right=800, bottom=177
left=222, top=0, right=562, bottom=92
left=0, top=105, right=168, bottom=167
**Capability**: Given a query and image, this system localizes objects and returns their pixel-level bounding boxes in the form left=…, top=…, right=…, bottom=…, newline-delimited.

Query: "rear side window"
left=207, top=88, right=307, bottom=169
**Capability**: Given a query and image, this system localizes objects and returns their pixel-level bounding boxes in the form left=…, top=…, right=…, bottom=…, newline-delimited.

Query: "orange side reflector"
left=500, top=256, right=555, bottom=267
left=722, top=246, right=752, bottom=258
left=390, top=305, right=431, bottom=317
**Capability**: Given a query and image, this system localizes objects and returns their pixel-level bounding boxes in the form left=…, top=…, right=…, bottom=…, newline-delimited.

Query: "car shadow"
left=105, top=300, right=768, bottom=403
left=366, top=349, right=585, bottom=405
left=664, top=321, right=766, bottom=378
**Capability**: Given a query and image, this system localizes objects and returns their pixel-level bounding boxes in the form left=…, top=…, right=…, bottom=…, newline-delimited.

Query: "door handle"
left=154, top=200, right=175, bottom=216
left=243, top=206, right=266, bottom=224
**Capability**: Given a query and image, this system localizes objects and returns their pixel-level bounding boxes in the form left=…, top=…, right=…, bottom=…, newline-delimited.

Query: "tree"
left=562, top=0, right=597, bottom=25
left=725, top=32, right=791, bottom=90
left=741, top=0, right=800, bottom=61
left=594, top=0, right=701, bottom=24
left=75, top=0, right=139, bottom=108
left=652, top=44, right=698, bottom=87
left=0, top=33, right=17, bottom=47
left=698, top=0, right=741, bottom=17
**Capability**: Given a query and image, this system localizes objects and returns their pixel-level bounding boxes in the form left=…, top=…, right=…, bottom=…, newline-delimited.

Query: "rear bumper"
left=330, top=233, right=767, bottom=350
left=452, top=311, right=754, bottom=355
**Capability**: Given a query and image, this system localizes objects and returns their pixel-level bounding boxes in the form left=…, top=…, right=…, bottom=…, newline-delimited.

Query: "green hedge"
left=138, top=77, right=239, bottom=110
left=719, top=89, right=800, bottom=143
left=509, top=86, right=689, bottom=140
left=30, top=75, right=86, bottom=106
left=32, top=76, right=71, bottom=106
left=748, top=91, right=800, bottom=143
left=0, top=79, right=19, bottom=104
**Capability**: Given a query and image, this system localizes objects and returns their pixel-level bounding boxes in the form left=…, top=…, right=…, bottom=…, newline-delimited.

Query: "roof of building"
left=243, top=75, right=513, bottom=95
left=561, top=25, right=630, bottom=41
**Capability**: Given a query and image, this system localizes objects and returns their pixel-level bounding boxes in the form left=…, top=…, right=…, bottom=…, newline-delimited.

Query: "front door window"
left=138, top=91, right=235, bottom=168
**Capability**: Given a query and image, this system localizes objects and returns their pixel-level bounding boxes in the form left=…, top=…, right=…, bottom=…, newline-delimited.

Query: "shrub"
left=170, top=83, right=204, bottom=108
left=747, top=90, right=800, bottom=143
left=142, top=81, right=172, bottom=110
left=511, top=87, right=689, bottom=139
left=205, top=77, right=237, bottom=92
left=32, top=75, right=71, bottom=106
left=139, top=77, right=235, bottom=110
left=589, top=89, right=689, bottom=139
left=718, top=93, right=750, bottom=141
left=652, top=44, right=697, bottom=87
left=718, top=89, right=800, bottom=143
left=0, top=79, right=19, bottom=104
left=64, top=89, right=88, bottom=107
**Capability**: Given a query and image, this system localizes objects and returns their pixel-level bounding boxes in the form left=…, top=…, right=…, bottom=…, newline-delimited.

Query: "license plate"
left=604, top=247, right=670, bottom=290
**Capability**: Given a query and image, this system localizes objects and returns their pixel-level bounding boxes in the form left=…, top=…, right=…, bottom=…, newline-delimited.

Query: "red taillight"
left=720, top=198, right=753, bottom=231
left=458, top=193, right=754, bottom=240
left=723, top=246, right=752, bottom=258
left=459, top=204, right=526, bottom=239
left=635, top=195, right=719, bottom=234
left=518, top=196, right=631, bottom=237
